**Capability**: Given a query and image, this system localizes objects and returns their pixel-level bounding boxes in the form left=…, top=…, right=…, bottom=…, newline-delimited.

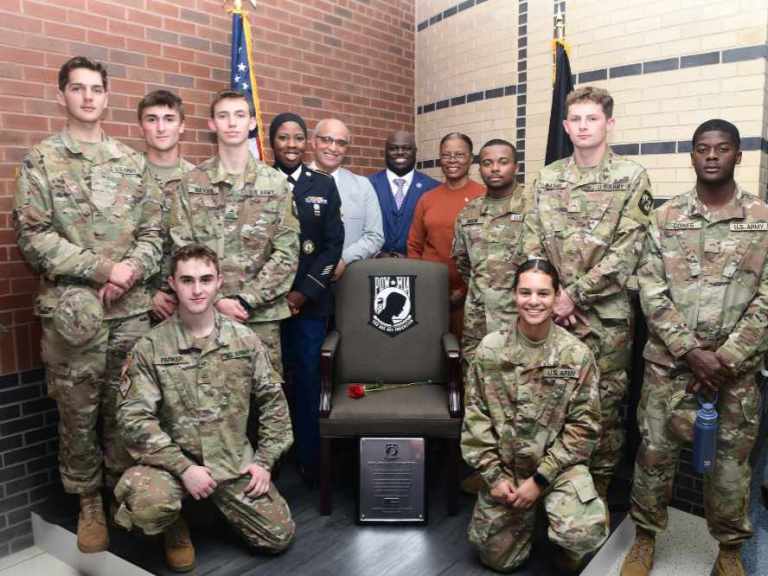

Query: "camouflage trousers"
left=581, top=317, right=632, bottom=495
left=42, top=312, right=150, bottom=494
left=249, top=321, right=283, bottom=380
left=630, top=361, right=760, bottom=544
left=114, top=465, right=295, bottom=553
left=468, top=464, right=608, bottom=572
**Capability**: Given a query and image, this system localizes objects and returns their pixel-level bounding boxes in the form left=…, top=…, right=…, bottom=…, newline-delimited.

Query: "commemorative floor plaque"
left=358, top=437, right=426, bottom=523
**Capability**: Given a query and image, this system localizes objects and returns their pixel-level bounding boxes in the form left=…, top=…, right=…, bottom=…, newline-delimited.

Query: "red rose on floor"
left=347, top=384, right=365, bottom=399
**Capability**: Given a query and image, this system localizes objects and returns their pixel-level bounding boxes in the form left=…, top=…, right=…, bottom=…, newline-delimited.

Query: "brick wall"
left=0, top=0, right=415, bottom=556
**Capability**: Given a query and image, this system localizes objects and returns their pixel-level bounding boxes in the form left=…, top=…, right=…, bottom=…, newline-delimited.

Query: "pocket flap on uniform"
left=570, top=475, right=598, bottom=504
left=740, top=393, right=759, bottom=425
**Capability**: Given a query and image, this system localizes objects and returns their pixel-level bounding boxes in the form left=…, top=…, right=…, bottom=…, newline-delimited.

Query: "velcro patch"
left=111, top=166, right=141, bottom=176
left=222, top=349, right=251, bottom=360
left=730, top=222, right=768, bottom=232
left=665, top=221, right=702, bottom=230
left=509, top=214, right=524, bottom=222
left=638, top=190, right=653, bottom=215
left=543, top=368, right=577, bottom=379
left=157, top=355, right=185, bottom=365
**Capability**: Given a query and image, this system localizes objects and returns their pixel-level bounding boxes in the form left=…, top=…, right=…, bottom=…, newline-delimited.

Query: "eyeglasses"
left=315, top=134, right=349, bottom=148
left=440, top=152, right=469, bottom=162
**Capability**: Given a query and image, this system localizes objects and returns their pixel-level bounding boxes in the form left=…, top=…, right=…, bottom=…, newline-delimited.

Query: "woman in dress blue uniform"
left=270, top=113, right=344, bottom=483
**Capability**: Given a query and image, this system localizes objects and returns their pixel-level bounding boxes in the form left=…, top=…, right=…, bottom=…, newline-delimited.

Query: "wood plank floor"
left=35, top=442, right=627, bottom=575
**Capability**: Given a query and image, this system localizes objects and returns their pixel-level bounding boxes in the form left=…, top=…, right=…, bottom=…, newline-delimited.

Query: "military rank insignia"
left=369, top=275, right=417, bottom=336
left=303, top=239, right=315, bottom=254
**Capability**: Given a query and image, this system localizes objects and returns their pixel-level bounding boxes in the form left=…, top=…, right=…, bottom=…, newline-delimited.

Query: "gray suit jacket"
left=333, top=167, right=384, bottom=263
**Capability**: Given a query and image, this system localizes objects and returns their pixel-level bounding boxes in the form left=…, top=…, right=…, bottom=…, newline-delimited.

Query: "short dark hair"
left=480, top=138, right=517, bottom=162
left=440, top=132, right=473, bottom=154
left=58, top=56, right=108, bottom=92
left=566, top=86, right=613, bottom=118
left=137, top=90, right=185, bottom=122
left=514, top=258, right=560, bottom=292
left=171, top=244, right=220, bottom=275
left=692, top=119, right=740, bottom=149
left=209, top=90, right=254, bottom=118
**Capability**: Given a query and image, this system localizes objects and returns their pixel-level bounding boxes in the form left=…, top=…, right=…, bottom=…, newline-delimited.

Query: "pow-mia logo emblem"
left=369, top=275, right=417, bottom=336
left=638, top=190, right=653, bottom=216
left=384, top=443, right=399, bottom=459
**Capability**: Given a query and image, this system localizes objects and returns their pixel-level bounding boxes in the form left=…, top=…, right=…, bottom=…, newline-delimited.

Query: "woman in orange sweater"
left=407, top=132, right=485, bottom=338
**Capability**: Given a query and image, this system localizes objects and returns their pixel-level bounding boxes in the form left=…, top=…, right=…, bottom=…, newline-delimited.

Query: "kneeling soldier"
left=462, top=259, right=608, bottom=573
left=115, top=244, right=295, bottom=572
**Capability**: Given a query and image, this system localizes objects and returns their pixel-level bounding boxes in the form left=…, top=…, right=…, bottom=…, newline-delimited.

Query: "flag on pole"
left=231, top=7, right=265, bottom=160
left=544, top=38, right=574, bottom=165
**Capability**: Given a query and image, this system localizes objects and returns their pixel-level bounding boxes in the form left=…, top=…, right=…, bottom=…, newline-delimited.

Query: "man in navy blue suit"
left=369, top=131, right=440, bottom=257
left=270, top=112, right=344, bottom=484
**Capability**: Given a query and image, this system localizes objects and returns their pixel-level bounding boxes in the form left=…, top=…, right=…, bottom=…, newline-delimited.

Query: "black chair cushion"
left=319, top=382, right=461, bottom=438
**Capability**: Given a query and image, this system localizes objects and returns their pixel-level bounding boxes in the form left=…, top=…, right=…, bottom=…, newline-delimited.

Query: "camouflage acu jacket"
left=462, top=323, right=601, bottom=486
left=146, top=157, right=195, bottom=293
left=118, top=312, right=293, bottom=481
left=524, top=151, right=653, bottom=321
left=14, top=129, right=163, bottom=319
left=639, top=185, right=768, bottom=374
left=164, top=155, right=299, bottom=322
left=453, top=185, right=528, bottom=340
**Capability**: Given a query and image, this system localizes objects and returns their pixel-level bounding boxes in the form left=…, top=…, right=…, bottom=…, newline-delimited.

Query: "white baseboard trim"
left=31, top=513, right=153, bottom=576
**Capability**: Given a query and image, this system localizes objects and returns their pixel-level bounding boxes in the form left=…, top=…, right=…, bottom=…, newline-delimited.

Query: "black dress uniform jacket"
left=290, top=166, right=344, bottom=317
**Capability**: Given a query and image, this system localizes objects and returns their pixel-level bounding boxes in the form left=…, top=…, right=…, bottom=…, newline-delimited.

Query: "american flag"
left=231, top=9, right=265, bottom=160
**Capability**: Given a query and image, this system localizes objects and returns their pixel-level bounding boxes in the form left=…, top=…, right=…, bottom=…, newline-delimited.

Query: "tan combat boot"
left=77, top=493, right=109, bottom=553
left=714, top=543, right=746, bottom=576
left=164, top=516, right=195, bottom=573
left=620, top=527, right=655, bottom=576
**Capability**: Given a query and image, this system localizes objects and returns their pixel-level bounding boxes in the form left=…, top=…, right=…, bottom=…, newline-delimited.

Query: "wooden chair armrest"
left=319, top=330, right=340, bottom=418
left=443, top=332, right=461, bottom=418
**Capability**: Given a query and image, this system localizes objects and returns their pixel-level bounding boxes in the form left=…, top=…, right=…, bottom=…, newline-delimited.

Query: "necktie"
left=393, top=178, right=406, bottom=209
left=287, top=174, right=296, bottom=190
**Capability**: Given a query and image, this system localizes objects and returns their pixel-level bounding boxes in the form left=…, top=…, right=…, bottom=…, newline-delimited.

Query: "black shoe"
left=297, top=464, right=319, bottom=489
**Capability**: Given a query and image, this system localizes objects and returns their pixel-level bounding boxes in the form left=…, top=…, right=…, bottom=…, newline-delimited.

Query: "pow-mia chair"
left=318, top=258, right=462, bottom=516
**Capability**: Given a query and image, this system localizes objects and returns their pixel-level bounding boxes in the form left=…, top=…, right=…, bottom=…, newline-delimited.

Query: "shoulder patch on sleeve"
left=638, top=189, right=653, bottom=216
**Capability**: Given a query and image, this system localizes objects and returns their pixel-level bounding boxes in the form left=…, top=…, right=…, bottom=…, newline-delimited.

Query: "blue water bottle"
left=692, top=393, right=718, bottom=474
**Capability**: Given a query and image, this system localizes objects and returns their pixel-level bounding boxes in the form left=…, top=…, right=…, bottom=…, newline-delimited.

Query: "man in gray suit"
left=310, top=118, right=383, bottom=279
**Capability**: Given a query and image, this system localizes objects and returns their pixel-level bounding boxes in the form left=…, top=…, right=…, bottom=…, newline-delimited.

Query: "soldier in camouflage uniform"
left=163, top=90, right=299, bottom=373
left=621, top=121, right=764, bottom=576
left=136, top=90, right=195, bottom=323
left=13, top=57, right=162, bottom=553
left=453, top=139, right=527, bottom=371
left=116, top=244, right=294, bottom=572
left=523, top=87, right=653, bottom=498
left=462, top=259, right=607, bottom=573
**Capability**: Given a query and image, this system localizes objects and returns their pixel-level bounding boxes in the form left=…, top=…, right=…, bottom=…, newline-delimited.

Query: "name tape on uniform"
left=730, top=222, right=768, bottom=232
left=542, top=367, right=578, bottom=379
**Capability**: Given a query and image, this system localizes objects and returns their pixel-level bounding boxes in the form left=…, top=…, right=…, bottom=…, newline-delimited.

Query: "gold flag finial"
left=226, top=0, right=256, bottom=11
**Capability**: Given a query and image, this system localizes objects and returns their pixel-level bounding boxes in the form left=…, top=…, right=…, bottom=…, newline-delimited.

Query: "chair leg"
left=320, top=437, right=332, bottom=515
left=446, top=439, right=460, bottom=516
